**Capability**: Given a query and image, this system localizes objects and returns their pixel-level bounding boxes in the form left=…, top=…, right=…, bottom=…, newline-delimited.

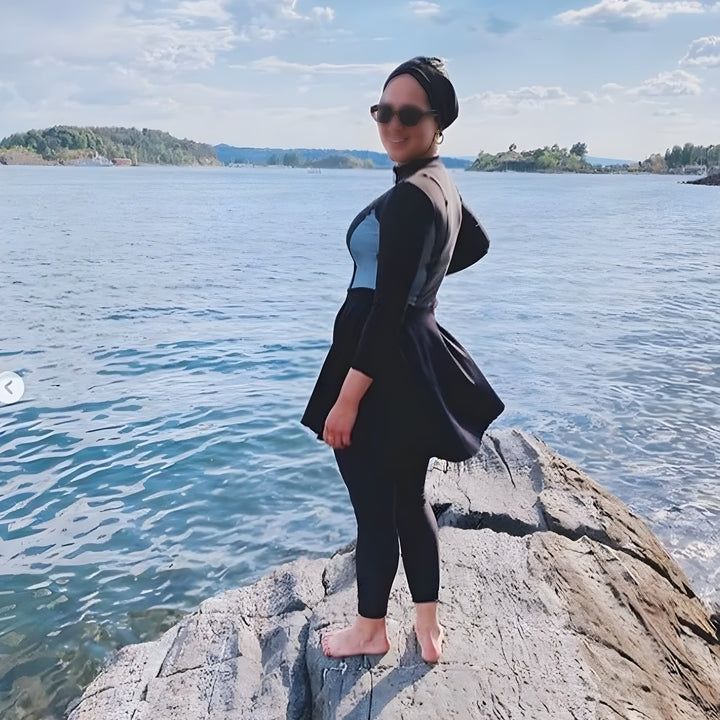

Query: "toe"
left=322, top=636, right=335, bottom=658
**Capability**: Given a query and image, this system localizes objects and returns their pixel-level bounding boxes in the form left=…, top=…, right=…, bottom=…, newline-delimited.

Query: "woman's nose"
left=387, top=114, right=404, bottom=131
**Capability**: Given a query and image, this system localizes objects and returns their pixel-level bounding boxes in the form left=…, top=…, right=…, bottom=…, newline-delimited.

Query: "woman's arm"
left=323, top=182, right=434, bottom=449
left=322, top=368, right=372, bottom=449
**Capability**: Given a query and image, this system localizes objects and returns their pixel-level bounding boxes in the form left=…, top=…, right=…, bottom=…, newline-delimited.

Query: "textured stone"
left=68, top=429, right=720, bottom=720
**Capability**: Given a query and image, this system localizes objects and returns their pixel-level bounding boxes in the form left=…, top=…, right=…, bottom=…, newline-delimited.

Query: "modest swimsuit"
left=301, top=156, right=504, bottom=619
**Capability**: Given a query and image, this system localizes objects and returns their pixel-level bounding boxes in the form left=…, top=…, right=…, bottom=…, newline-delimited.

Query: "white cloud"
left=278, top=0, right=302, bottom=20
left=507, top=86, right=575, bottom=104
left=579, top=91, right=599, bottom=103
left=462, top=86, right=576, bottom=115
left=0, top=1, right=334, bottom=60
left=629, top=69, right=702, bottom=95
left=496, top=86, right=573, bottom=105
left=268, top=0, right=333, bottom=22
left=231, top=1, right=334, bottom=40
left=311, top=6, right=335, bottom=21
left=596, top=82, right=624, bottom=102
left=29, top=56, right=96, bottom=72
left=409, top=1, right=448, bottom=20
left=0, top=4, right=242, bottom=69
left=410, top=1, right=440, bottom=16
left=171, top=0, right=232, bottom=23
left=137, top=22, right=238, bottom=70
left=556, top=0, right=705, bottom=29
left=240, top=56, right=395, bottom=74
left=235, top=23, right=287, bottom=41
left=680, top=36, right=720, bottom=67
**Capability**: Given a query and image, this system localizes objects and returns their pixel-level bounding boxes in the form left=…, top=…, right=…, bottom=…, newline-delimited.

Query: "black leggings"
left=334, top=442, right=439, bottom=619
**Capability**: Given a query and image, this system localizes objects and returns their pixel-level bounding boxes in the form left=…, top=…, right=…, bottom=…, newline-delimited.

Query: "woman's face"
left=376, top=74, right=439, bottom=165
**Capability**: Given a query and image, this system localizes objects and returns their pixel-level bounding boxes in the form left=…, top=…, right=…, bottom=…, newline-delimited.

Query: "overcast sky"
left=1, top=0, right=719, bottom=160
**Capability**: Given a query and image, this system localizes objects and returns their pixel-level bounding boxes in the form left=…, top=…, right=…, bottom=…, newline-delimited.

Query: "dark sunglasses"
left=370, top=103, right=437, bottom=127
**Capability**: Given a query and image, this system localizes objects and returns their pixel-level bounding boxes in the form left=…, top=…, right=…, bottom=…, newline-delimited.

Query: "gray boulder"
left=67, top=429, right=720, bottom=720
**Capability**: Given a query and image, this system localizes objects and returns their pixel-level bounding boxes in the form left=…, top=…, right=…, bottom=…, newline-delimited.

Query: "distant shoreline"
left=0, top=160, right=710, bottom=180
left=3, top=126, right=717, bottom=177
left=0, top=148, right=213, bottom=168
left=0, top=144, right=713, bottom=180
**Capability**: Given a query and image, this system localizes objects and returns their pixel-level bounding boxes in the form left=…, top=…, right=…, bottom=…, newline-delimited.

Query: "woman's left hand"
left=323, top=399, right=358, bottom=449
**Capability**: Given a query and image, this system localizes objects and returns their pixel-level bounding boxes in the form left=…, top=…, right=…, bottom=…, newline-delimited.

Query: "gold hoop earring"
left=435, top=131, right=444, bottom=145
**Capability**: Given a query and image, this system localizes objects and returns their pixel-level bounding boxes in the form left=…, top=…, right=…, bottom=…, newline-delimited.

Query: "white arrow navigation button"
left=0, top=372, right=25, bottom=405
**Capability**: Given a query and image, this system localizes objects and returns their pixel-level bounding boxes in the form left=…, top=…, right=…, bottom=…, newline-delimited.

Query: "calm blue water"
left=1, top=166, right=719, bottom=718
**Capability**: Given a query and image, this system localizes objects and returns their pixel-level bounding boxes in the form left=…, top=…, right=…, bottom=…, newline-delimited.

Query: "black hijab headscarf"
left=382, top=56, right=459, bottom=131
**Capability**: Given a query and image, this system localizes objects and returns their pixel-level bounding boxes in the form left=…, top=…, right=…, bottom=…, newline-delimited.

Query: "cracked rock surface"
left=67, top=429, right=720, bottom=720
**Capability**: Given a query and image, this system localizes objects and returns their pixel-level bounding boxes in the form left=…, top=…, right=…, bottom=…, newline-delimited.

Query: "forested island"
left=633, top=142, right=719, bottom=175
left=0, top=126, right=218, bottom=166
left=470, top=142, right=593, bottom=172
left=468, top=141, right=720, bottom=176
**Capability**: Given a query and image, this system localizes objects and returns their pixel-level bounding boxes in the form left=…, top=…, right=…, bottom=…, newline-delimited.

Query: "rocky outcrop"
left=686, top=174, right=720, bottom=186
left=67, top=429, right=720, bottom=720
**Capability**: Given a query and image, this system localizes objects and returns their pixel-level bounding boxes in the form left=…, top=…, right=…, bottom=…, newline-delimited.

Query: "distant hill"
left=0, top=126, right=218, bottom=166
left=214, top=144, right=472, bottom=169
left=587, top=155, right=632, bottom=167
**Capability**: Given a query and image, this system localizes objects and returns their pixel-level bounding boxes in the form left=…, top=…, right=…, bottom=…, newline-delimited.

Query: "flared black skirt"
left=301, top=288, right=504, bottom=461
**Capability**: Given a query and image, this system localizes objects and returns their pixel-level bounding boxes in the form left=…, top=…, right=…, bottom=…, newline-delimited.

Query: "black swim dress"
left=301, top=156, right=504, bottom=461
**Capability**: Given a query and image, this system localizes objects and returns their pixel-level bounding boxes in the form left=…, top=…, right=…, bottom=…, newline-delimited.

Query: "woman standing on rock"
left=301, top=57, right=504, bottom=663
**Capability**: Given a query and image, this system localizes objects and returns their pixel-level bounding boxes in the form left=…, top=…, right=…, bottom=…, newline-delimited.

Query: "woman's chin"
left=383, top=142, right=410, bottom=164
left=384, top=143, right=435, bottom=166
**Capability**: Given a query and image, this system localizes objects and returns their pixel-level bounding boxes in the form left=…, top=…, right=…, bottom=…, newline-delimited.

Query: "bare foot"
left=415, top=622, right=443, bottom=663
left=321, top=617, right=390, bottom=658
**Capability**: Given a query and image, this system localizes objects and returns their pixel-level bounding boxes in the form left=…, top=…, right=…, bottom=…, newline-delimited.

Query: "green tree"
left=681, top=143, right=694, bottom=166
left=283, top=151, right=302, bottom=167
left=665, top=145, right=682, bottom=169
left=469, top=151, right=496, bottom=170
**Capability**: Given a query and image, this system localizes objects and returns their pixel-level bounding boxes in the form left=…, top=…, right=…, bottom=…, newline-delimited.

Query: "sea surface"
left=0, top=165, right=718, bottom=719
